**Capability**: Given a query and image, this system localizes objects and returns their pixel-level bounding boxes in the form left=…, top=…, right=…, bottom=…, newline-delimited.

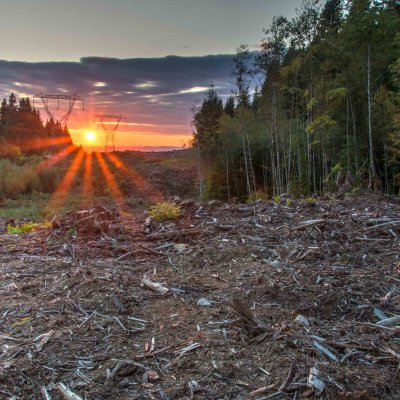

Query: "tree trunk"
left=367, top=43, right=376, bottom=190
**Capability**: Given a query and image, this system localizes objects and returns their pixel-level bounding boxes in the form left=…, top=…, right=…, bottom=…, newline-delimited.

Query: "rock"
left=294, top=314, right=310, bottom=327
left=173, top=243, right=188, bottom=253
left=197, top=298, right=213, bottom=307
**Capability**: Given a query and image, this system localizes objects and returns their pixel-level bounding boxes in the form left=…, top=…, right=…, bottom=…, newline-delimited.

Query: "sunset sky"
left=0, top=0, right=302, bottom=150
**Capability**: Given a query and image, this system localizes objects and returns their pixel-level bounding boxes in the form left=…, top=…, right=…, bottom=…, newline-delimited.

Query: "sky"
left=0, top=0, right=303, bottom=150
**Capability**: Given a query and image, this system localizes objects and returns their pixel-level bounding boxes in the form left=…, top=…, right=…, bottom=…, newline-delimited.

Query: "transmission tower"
left=96, top=114, right=126, bottom=152
left=33, top=93, right=84, bottom=152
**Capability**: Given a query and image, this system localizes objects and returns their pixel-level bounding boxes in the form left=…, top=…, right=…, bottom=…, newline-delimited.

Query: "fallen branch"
left=35, top=330, right=55, bottom=352
left=250, top=384, right=275, bottom=397
left=365, top=220, right=400, bottom=230
left=376, top=315, right=400, bottom=327
left=229, top=297, right=266, bottom=337
left=141, top=276, right=169, bottom=295
left=313, top=340, right=338, bottom=362
left=40, top=387, right=52, bottom=400
left=163, top=342, right=201, bottom=369
left=56, top=383, right=83, bottom=400
left=278, top=361, right=295, bottom=391
left=292, top=219, right=326, bottom=231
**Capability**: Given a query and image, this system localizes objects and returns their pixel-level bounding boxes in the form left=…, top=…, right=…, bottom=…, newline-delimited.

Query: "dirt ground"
left=1, top=194, right=400, bottom=400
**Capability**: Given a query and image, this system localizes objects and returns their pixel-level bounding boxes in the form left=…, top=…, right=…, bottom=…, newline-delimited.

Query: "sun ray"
left=82, top=152, right=93, bottom=201
left=105, top=153, right=163, bottom=202
left=47, top=148, right=86, bottom=212
left=19, top=136, right=72, bottom=152
left=36, top=144, right=78, bottom=172
left=94, top=152, right=126, bottom=207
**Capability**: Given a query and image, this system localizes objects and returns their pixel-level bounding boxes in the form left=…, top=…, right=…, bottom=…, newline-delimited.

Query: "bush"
left=0, top=159, right=33, bottom=198
left=0, top=157, right=61, bottom=198
left=0, top=137, right=22, bottom=158
left=39, top=168, right=62, bottom=193
left=148, top=202, right=181, bottom=221
left=7, top=222, right=38, bottom=234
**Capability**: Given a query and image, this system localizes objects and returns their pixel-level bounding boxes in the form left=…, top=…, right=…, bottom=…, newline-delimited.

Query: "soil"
left=1, top=193, right=400, bottom=399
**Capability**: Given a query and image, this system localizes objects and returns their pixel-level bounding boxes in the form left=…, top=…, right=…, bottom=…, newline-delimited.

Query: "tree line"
left=0, top=93, right=72, bottom=157
left=192, top=0, right=400, bottom=200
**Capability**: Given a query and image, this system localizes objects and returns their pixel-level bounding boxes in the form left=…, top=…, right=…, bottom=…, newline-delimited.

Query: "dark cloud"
left=0, top=54, right=235, bottom=132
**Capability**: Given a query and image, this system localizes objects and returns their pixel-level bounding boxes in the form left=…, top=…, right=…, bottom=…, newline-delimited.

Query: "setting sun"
left=86, top=131, right=95, bottom=141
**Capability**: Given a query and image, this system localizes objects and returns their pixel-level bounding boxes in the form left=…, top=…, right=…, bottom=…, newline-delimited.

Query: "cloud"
left=0, top=54, right=235, bottom=134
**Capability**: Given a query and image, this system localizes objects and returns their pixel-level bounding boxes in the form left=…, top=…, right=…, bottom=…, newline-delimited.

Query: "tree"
left=224, top=96, right=235, bottom=117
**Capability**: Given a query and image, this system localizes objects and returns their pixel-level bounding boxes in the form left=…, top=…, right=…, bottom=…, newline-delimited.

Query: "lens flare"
left=86, top=132, right=95, bottom=141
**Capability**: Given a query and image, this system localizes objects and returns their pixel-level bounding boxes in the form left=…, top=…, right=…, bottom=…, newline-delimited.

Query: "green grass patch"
left=0, top=193, right=102, bottom=221
left=0, top=194, right=49, bottom=221
left=7, top=222, right=38, bottom=234
left=148, top=202, right=181, bottom=221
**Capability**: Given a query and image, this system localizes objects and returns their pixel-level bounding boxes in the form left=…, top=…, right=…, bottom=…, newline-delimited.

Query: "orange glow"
left=82, top=152, right=93, bottom=198
left=86, top=131, right=95, bottom=141
left=47, top=148, right=85, bottom=211
left=116, top=132, right=190, bottom=147
left=69, top=128, right=190, bottom=150
left=94, top=152, right=125, bottom=205
left=19, top=136, right=72, bottom=152
left=105, top=152, right=163, bottom=202
left=34, top=144, right=77, bottom=175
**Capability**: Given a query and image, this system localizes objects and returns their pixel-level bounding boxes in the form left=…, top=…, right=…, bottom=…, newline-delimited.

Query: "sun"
left=86, top=131, right=95, bottom=141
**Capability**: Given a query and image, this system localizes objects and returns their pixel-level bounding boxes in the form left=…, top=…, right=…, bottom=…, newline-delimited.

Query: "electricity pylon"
left=33, top=93, right=84, bottom=153
left=96, top=114, right=126, bottom=152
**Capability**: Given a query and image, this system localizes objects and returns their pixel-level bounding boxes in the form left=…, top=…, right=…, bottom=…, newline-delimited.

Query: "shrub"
left=0, top=138, right=22, bottom=158
left=148, top=202, right=181, bottom=221
left=0, top=157, right=61, bottom=198
left=272, top=194, right=280, bottom=204
left=7, top=222, right=38, bottom=234
left=285, top=199, right=293, bottom=207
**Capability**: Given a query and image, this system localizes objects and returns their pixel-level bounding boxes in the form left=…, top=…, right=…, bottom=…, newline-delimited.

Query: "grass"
left=7, top=222, right=38, bottom=234
left=0, top=194, right=49, bottom=221
left=0, top=193, right=103, bottom=222
left=148, top=201, right=181, bottom=221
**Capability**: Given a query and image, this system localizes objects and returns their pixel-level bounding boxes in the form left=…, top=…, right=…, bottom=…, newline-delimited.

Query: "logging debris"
left=1, top=193, right=400, bottom=399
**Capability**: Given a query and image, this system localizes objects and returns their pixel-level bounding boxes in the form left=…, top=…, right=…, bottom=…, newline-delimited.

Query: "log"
left=376, top=315, right=400, bottom=327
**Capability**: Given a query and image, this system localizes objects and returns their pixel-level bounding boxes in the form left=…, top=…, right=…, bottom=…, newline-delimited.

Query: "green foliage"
left=192, top=84, right=223, bottom=152
left=325, top=87, right=347, bottom=102
left=285, top=199, right=293, bottom=208
left=331, top=162, right=342, bottom=174
left=306, top=115, right=336, bottom=134
left=304, top=196, right=317, bottom=204
left=148, top=202, right=181, bottom=222
left=0, top=92, right=73, bottom=155
left=0, top=194, right=48, bottom=220
left=191, top=0, right=400, bottom=197
left=203, top=168, right=230, bottom=200
left=0, top=157, right=62, bottom=199
left=272, top=194, right=280, bottom=204
left=7, top=222, right=38, bottom=234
